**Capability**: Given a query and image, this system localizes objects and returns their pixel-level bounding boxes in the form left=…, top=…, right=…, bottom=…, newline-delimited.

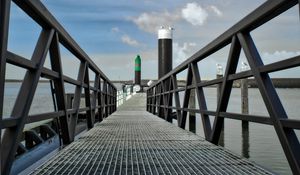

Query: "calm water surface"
left=177, top=88, right=300, bottom=175
left=3, top=82, right=300, bottom=175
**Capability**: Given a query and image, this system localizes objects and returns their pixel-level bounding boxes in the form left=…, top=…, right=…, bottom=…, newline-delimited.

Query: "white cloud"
left=130, top=11, right=180, bottom=33
left=182, top=3, right=208, bottom=26
left=173, top=42, right=197, bottom=65
left=111, top=27, right=119, bottom=33
left=121, top=35, right=140, bottom=47
left=130, top=2, right=223, bottom=34
left=209, top=5, right=223, bottom=17
left=262, top=50, right=300, bottom=59
left=111, top=27, right=142, bottom=47
left=261, top=50, right=300, bottom=64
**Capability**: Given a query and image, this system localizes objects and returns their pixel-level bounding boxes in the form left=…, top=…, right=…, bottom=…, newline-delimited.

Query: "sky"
left=5, top=0, right=300, bottom=80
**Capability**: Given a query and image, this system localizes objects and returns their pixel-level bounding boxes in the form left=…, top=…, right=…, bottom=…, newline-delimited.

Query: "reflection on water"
left=242, top=122, right=250, bottom=159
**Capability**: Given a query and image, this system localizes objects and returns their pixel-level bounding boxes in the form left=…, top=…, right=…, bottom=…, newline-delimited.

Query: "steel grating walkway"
left=31, top=93, right=273, bottom=175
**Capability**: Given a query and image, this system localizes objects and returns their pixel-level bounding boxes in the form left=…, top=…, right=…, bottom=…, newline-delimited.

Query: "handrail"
left=146, top=0, right=300, bottom=174
left=0, top=0, right=117, bottom=174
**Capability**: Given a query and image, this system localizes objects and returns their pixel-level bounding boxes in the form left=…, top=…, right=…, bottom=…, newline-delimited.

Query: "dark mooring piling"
left=158, top=26, right=173, bottom=79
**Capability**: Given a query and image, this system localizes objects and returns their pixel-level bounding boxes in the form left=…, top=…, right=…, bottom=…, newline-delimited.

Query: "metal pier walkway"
left=31, top=93, right=272, bottom=175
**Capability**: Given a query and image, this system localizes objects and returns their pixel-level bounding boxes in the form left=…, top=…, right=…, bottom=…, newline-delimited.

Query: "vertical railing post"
left=166, top=77, right=173, bottom=122
left=210, top=36, right=241, bottom=144
left=148, top=90, right=150, bottom=111
left=150, top=89, right=152, bottom=112
left=189, top=89, right=196, bottom=133
left=112, top=88, right=115, bottom=112
left=161, top=82, right=165, bottom=119
left=146, top=89, right=149, bottom=111
left=114, top=88, right=116, bottom=112
left=92, top=75, right=99, bottom=123
left=162, top=80, right=169, bottom=121
left=109, top=85, right=112, bottom=115
left=110, top=86, right=113, bottom=114
left=112, top=88, right=114, bottom=112
left=112, top=88, right=114, bottom=111
left=171, top=75, right=182, bottom=126
left=152, top=86, right=157, bottom=114
left=103, top=80, right=108, bottom=118
left=180, top=65, right=193, bottom=129
left=148, top=89, right=151, bottom=112
left=150, top=88, right=153, bottom=112
left=158, top=83, right=163, bottom=118
left=84, top=65, right=94, bottom=129
left=98, top=78, right=103, bottom=122
left=49, top=32, right=71, bottom=144
left=191, top=63, right=211, bottom=139
left=109, top=85, right=112, bottom=114
left=66, top=94, right=73, bottom=109
left=0, top=0, right=11, bottom=173
left=69, top=61, right=87, bottom=140
left=107, top=84, right=110, bottom=115
left=216, top=66, right=224, bottom=146
left=156, top=85, right=160, bottom=116
left=150, top=88, right=154, bottom=113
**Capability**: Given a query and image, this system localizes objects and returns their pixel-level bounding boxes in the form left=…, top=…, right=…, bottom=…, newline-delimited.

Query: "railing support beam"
left=0, top=0, right=11, bottom=173
left=1, top=29, right=54, bottom=174
left=49, top=32, right=71, bottom=144
left=238, top=32, right=300, bottom=175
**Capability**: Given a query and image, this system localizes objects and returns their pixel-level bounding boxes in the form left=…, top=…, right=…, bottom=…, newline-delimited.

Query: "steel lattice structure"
left=147, top=0, right=300, bottom=174
left=0, top=0, right=117, bottom=174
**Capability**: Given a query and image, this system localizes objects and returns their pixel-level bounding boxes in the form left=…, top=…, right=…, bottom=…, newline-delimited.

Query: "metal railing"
left=0, top=0, right=117, bottom=174
left=146, top=0, right=300, bottom=174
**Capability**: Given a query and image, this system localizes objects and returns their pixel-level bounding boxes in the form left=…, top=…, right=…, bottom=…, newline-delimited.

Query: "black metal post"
left=242, top=123, right=250, bottom=158
left=189, top=89, right=196, bottom=133
left=216, top=67, right=224, bottom=147
left=158, top=27, right=173, bottom=122
left=0, top=0, right=11, bottom=173
left=241, top=78, right=249, bottom=127
left=158, top=27, right=173, bottom=79
left=241, top=74, right=250, bottom=158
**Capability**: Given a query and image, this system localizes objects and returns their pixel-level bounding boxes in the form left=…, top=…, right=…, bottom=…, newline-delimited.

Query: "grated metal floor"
left=31, top=93, right=273, bottom=175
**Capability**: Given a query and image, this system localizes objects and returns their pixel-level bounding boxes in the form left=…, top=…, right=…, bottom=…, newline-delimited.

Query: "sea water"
left=3, top=82, right=300, bottom=175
